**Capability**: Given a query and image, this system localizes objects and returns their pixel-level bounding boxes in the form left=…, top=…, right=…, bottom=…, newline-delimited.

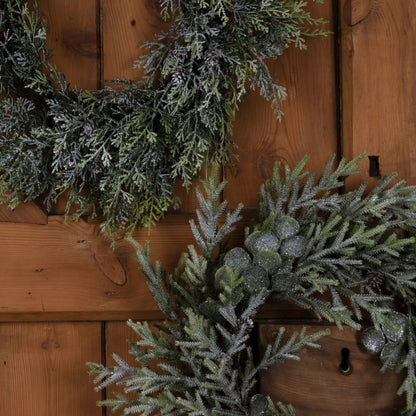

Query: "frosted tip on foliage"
left=245, top=231, right=280, bottom=255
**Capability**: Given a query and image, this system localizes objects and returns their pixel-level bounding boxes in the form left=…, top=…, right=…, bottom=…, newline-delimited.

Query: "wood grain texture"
left=341, top=0, right=416, bottom=190
left=0, top=322, right=102, bottom=416
left=101, top=0, right=167, bottom=83
left=0, top=212, right=250, bottom=321
left=0, top=201, right=47, bottom=224
left=37, top=0, right=99, bottom=90
left=258, top=324, right=405, bottom=415
left=225, top=1, right=337, bottom=209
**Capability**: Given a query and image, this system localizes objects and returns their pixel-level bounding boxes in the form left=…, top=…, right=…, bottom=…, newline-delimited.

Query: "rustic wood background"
left=0, top=1, right=415, bottom=415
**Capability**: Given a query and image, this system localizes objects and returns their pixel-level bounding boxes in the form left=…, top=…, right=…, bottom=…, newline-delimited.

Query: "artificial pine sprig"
left=0, top=0, right=327, bottom=236
left=88, top=169, right=327, bottom=416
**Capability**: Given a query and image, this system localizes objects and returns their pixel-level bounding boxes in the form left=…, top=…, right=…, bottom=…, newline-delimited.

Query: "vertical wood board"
left=225, top=1, right=338, bottom=208
left=35, top=0, right=100, bottom=215
left=101, top=0, right=200, bottom=210
left=37, top=0, right=99, bottom=90
left=0, top=322, right=102, bottom=416
left=341, top=0, right=416, bottom=189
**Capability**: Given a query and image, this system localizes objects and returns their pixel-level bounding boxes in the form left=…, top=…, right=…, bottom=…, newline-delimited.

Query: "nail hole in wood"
left=368, top=155, right=380, bottom=177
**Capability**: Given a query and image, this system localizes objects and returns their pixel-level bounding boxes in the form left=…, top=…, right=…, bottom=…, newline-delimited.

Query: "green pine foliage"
left=88, top=169, right=327, bottom=416
left=230, top=154, right=416, bottom=415
left=90, top=156, right=416, bottom=414
left=0, top=0, right=327, bottom=235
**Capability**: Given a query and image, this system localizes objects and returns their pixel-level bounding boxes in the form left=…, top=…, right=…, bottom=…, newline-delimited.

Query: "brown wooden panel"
left=225, top=1, right=337, bottom=209
left=0, top=322, right=102, bottom=416
left=341, top=0, right=416, bottom=190
left=0, top=202, right=47, bottom=224
left=258, top=323, right=405, bottom=416
left=37, top=0, right=99, bottom=90
left=101, top=0, right=167, bottom=83
left=0, top=210, right=251, bottom=321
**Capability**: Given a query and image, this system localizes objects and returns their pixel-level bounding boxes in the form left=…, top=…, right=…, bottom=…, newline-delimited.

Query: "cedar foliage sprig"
left=88, top=170, right=327, bottom=416
left=0, top=0, right=327, bottom=236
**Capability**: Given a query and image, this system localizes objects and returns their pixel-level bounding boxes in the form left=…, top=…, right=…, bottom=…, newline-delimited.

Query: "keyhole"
left=339, top=348, right=352, bottom=376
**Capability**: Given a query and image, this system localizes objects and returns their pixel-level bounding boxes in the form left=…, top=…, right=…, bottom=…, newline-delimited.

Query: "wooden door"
left=0, top=1, right=414, bottom=414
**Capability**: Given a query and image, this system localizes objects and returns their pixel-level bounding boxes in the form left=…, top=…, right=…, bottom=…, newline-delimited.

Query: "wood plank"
left=101, top=0, right=168, bottom=84
left=105, top=321, right=141, bottom=413
left=225, top=1, right=337, bottom=209
left=37, top=0, right=99, bottom=90
left=0, top=201, right=47, bottom=224
left=258, top=323, right=405, bottom=415
left=341, top=0, right=416, bottom=190
left=0, top=322, right=102, bottom=416
left=0, top=212, right=250, bottom=321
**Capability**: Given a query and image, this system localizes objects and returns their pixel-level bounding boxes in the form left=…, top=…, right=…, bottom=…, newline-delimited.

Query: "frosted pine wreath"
left=0, top=0, right=326, bottom=235
left=89, top=155, right=416, bottom=415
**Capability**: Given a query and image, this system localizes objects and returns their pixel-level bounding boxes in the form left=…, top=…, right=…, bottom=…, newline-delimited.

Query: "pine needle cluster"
left=0, top=0, right=326, bottom=235
left=88, top=168, right=327, bottom=416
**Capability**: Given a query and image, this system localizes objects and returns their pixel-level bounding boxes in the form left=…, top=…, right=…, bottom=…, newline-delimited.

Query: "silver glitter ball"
left=241, top=265, right=269, bottom=293
left=249, top=394, right=268, bottom=416
left=280, top=235, right=307, bottom=258
left=245, top=231, right=280, bottom=255
left=380, top=340, right=405, bottom=369
left=273, top=215, right=300, bottom=239
left=381, top=312, right=407, bottom=342
left=361, top=326, right=386, bottom=355
left=253, top=250, right=282, bottom=273
left=224, top=247, right=251, bottom=272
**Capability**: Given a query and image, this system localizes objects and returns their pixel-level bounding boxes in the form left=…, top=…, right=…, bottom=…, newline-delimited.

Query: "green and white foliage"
left=0, top=0, right=326, bottom=235
left=90, top=156, right=416, bottom=414
left=88, top=169, right=327, bottom=416
left=227, top=154, right=416, bottom=414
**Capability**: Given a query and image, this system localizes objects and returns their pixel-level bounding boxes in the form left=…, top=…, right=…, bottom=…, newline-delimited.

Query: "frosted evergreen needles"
left=90, top=155, right=416, bottom=415
left=0, top=0, right=327, bottom=235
